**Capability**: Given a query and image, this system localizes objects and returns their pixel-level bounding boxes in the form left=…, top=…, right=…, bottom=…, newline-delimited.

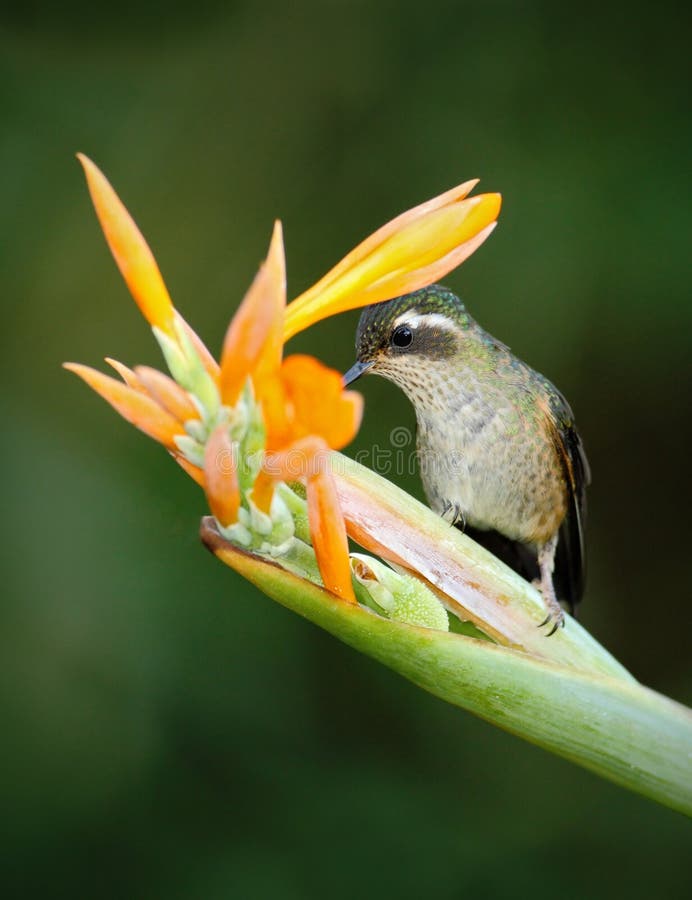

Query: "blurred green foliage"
left=1, top=1, right=690, bottom=897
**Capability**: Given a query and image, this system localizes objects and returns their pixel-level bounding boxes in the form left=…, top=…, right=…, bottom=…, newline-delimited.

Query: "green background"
left=2, top=2, right=690, bottom=897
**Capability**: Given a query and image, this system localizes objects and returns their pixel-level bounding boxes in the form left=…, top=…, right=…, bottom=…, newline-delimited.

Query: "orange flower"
left=67, top=155, right=361, bottom=603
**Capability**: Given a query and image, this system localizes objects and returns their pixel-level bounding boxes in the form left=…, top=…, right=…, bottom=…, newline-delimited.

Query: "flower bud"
left=350, top=554, right=448, bottom=631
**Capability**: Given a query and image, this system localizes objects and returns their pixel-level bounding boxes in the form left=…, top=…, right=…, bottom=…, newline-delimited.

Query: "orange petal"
left=203, top=425, right=241, bottom=527
left=77, top=154, right=177, bottom=337
left=171, top=452, right=206, bottom=487
left=260, top=437, right=354, bottom=602
left=307, top=465, right=356, bottom=603
left=261, top=374, right=294, bottom=451
left=105, top=357, right=144, bottom=391
left=220, top=220, right=286, bottom=405
left=261, top=436, right=327, bottom=482
left=283, top=190, right=501, bottom=340
left=64, top=362, right=182, bottom=449
left=135, top=366, right=200, bottom=423
left=280, top=355, right=363, bottom=450
left=251, top=469, right=276, bottom=514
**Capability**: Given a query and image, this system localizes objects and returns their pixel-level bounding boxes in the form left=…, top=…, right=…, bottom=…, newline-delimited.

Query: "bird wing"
left=542, top=387, right=591, bottom=614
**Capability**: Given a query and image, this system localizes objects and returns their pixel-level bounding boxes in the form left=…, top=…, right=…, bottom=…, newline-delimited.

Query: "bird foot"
left=441, top=501, right=466, bottom=530
left=532, top=578, right=565, bottom=637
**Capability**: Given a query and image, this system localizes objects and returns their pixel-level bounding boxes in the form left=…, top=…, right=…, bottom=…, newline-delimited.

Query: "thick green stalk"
left=332, top=453, right=632, bottom=680
left=202, top=519, right=692, bottom=816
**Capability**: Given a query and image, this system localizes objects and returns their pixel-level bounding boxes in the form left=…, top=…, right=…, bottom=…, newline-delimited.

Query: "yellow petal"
left=305, top=179, right=478, bottom=298
left=64, top=362, right=182, bottom=449
left=283, top=189, right=501, bottom=340
left=353, top=223, right=498, bottom=308
left=77, top=154, right=177, bottom=337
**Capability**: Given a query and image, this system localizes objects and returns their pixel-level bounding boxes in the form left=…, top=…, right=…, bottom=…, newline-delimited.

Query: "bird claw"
left=533, top=579, right=565, bottom=637
left=535, top=609, right=565, bottom=636
left=441, top=500, right=465, bottom=530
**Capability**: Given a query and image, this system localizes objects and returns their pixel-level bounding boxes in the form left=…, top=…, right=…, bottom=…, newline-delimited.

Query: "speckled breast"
left=406, top=370, right=568, bottom=546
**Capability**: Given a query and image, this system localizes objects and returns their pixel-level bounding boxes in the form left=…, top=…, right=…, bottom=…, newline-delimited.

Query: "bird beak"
left=342, top=360, right=374, bottom=387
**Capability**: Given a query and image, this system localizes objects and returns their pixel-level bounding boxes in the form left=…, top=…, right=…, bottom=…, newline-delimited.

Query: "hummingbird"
left=342, top=285, right=590, bottom=634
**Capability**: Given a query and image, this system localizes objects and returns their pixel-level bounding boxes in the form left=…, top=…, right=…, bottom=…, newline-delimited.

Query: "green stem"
left=202, top=522, right=692, bottom=817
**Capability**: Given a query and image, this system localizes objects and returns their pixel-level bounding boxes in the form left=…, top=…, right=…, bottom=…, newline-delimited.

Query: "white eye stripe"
left=392, top=309, right=418, bottom=330
left=392, top=312, right=457, bottom=334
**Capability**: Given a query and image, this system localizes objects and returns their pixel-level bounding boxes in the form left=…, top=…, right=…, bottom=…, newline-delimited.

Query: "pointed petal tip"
left=76, top=152, right=93, bottom=172
left=457, top=177, right=480, bottom=195
left=76, top=153, right=110, bottom=198
left=63, top=361, right=182, bottom=449
left=63, top=360, right=108, bottom=388
left=63, top=361, right=87, bottom=375
left=220, top=222, right=287, bottom=404
left=104, top=357, right=143, bottom=390
left=267, top=219, right=287, bottom=283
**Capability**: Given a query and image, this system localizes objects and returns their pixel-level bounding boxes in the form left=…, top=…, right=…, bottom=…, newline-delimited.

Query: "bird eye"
left=391, top=325, right=413, bottom=349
